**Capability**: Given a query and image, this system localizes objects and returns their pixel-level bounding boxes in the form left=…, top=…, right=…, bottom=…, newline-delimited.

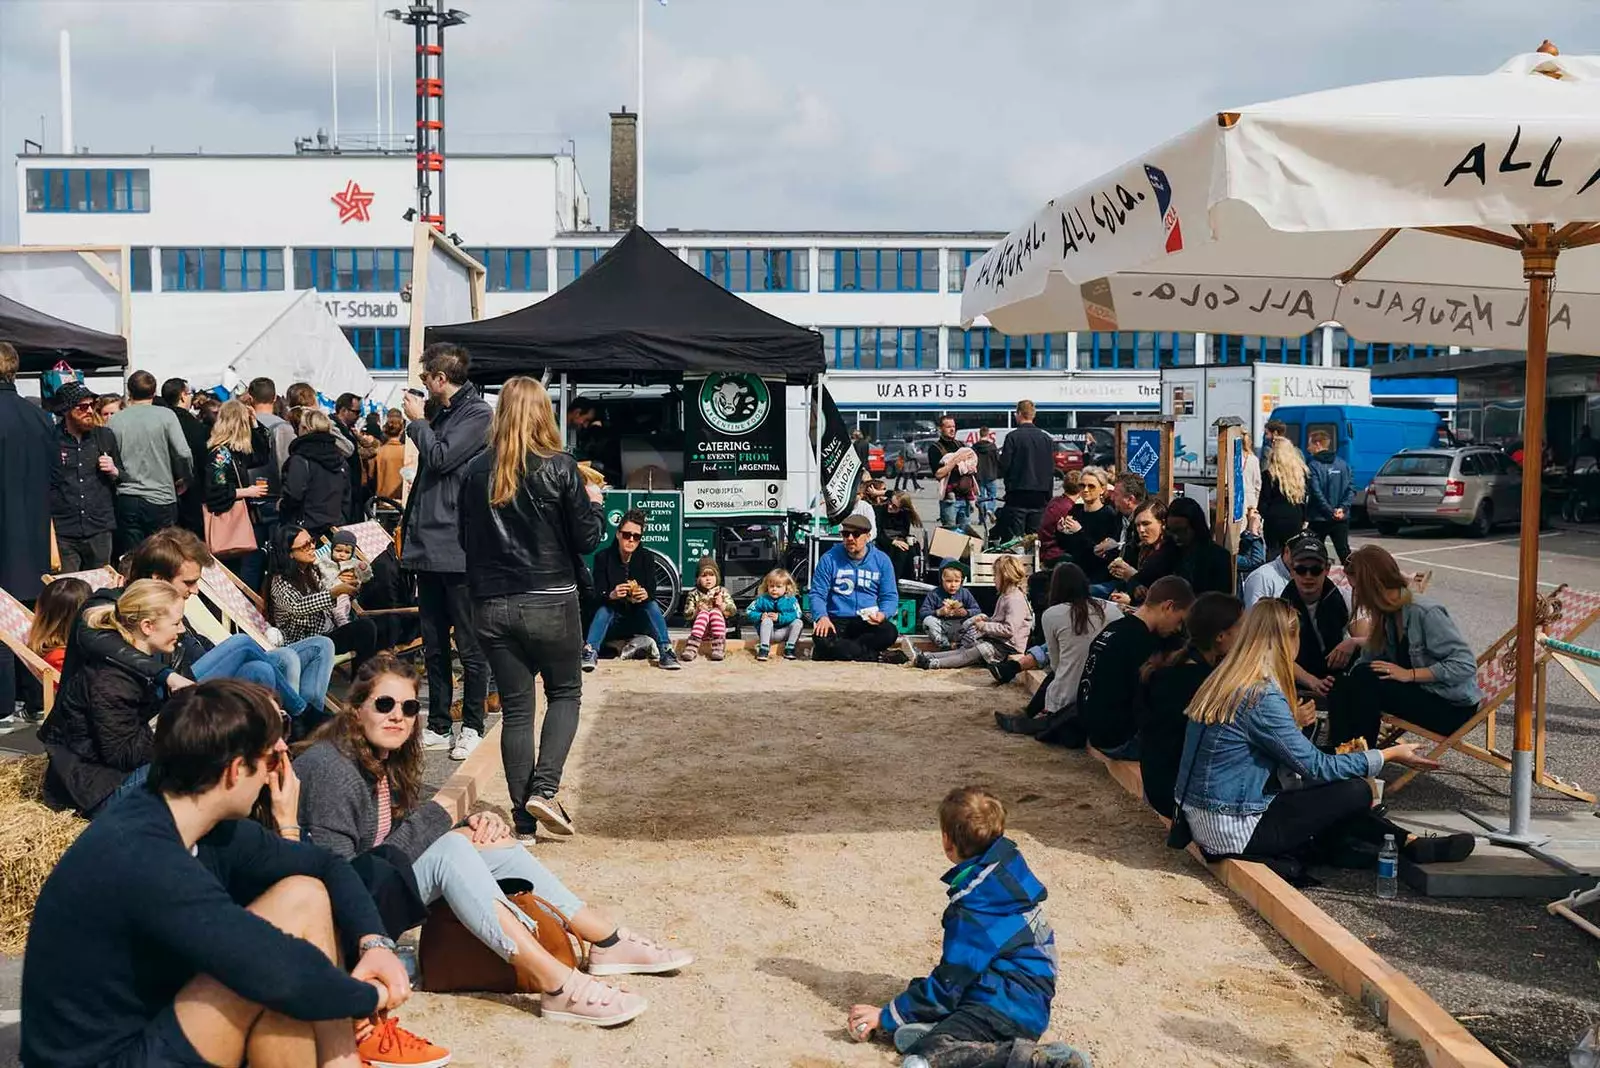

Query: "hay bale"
left=0, top=756, right=85, bottom=954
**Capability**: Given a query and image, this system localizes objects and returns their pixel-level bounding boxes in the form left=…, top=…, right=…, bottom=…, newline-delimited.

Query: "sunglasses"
left=617, top=530, right=642, bottom=541
left=841, top=529, right=870, bottom=538
left=373, top=695, right=422, bottom=718
left=71, top=400, right=96, bottom=412
left=1292, top=564, right=1325, bottom=577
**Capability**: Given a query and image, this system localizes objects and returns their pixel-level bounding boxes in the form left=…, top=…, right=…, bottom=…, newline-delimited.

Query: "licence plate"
left=1393, top=486, right=1427, bottom=496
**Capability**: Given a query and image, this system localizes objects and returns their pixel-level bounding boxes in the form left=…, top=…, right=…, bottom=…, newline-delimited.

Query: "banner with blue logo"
left=1126, top=428, right=1162, bottom=496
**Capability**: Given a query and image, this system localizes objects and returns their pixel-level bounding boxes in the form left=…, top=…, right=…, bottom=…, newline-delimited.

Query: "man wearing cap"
left=1278, top=535, right=1367, bottom=704
left=49, top=382, right=123, bottom=572
left=809, top=513, right=905, bottom=664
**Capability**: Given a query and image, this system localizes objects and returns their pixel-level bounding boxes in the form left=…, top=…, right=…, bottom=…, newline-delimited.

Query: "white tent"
left=135, top=289, right=374, bottom=400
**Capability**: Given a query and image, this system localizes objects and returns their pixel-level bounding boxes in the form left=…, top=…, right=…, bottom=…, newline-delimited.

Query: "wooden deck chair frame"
left=42, top=565, right=124, bottom=592
left=0, top=587, right=59, bottom=714
left=195, top=562, right=354, bottom=670
left=1382, top=593, right=1600, bottom=804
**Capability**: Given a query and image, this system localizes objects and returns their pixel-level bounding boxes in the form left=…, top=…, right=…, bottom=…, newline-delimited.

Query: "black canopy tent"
left=423, top=226, right=824, bottom=384
left=0, top=292, right=128, bottom=373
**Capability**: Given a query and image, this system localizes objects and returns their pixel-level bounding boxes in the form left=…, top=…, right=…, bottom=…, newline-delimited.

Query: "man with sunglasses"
left=1278, top=534, right=1367, bottom=705
left=49, top=381, right=123, bottom=571
left=583, top=509, right=680, bottom=671
left=809, top=512, right=905, bottom=664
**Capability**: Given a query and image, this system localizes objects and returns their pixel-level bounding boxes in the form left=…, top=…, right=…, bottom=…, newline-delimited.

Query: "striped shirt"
left=373, top=777, right=392, bottom=846
left=1181, top=805, right=1263, bottom=856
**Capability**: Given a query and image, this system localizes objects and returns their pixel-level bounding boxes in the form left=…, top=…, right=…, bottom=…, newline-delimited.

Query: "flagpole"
left=636, top=0, right=646, bottom=228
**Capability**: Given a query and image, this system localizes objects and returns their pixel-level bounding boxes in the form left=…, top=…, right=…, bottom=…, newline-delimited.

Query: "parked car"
left=867, top=444, right=886, bottom=475
left=1052, top=439, right=1084, bottom=475
left=1056, top=429, right=1115, bottom=469
left=1365, top=446, right=1521, bottom=538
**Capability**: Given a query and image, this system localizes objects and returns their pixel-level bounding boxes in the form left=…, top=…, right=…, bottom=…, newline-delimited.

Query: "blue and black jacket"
left=880, top=836, right=1057, bottom=1039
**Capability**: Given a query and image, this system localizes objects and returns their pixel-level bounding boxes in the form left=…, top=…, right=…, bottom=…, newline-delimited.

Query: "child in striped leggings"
left=681, top=558, right=735, bottom=662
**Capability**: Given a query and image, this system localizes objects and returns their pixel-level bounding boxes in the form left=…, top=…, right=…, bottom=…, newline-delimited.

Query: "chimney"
left=609, top=107, right=638, bottom=231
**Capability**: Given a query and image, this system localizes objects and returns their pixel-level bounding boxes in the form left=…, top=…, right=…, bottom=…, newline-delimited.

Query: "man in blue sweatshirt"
left=847, top=787, right=1089, bottom=1068
left=1305, top=428, right=1354, bottom=565
left=23, top=679, right=414, bottom=1068
left=809, top=512, right=905, bottom=663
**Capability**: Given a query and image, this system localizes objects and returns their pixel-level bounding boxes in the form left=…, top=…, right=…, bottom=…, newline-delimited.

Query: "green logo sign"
left=698, top=373, right=770, bottom=436
left=606, top=508, right=625, bottom=528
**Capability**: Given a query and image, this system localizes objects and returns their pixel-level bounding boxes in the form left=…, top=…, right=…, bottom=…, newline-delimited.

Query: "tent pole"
left=559, top=372, right=569, bottom=451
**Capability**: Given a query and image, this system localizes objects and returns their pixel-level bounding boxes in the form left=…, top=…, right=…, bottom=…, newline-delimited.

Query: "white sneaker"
left=449, top=726, right=481, bottom=761
left=421, top=727, right=455, bottom=751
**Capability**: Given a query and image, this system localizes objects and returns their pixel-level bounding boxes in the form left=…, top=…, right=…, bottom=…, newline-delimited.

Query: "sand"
left=397, top=657, right=1426, bottom=1068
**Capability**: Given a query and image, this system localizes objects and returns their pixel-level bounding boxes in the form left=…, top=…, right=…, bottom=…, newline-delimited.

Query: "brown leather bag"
left=416, top=889, right=584, bottom=993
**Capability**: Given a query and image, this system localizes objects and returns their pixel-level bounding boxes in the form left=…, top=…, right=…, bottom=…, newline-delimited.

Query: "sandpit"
left=397, top=658, right=1426, bottom=1067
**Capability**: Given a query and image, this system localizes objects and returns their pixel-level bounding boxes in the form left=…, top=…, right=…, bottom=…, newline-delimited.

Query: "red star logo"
left=331, top=180, right=374, bottom=224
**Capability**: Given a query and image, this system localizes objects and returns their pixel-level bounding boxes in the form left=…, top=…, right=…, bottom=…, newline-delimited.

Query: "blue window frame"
left=160, top=248, right=285, bottom=292
left=1210, top=334, right=1320, bottom=365
left=292, top=248, right=411, bottom=292
left=686, top=248, right=810, bottom=292
left=129, top=248, right=152, bottom=292
left=466, top=248, right=549, bottom=292
left=948, top=250, right=985, bottom=293
left=1082, top=332, right=1193, bottom=369
left=950, top=329, right=1071, bottom=370
left=25, top=168, right=150, bottom=212
left=823, top=327, right=939, bottom=370
left=557, top=247, right=608, bottom=288
left=1333, top=328, right=1445, bottom=366
left=819, top=248, right=939, bottom=292
left=343, top=327, right=410, bottom=371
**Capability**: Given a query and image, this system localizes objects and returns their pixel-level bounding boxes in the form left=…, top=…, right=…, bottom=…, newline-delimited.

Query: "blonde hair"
left=939, top=786, right=1006, bottom=859
left=1185, top=600, right=1300, bottom=725
left=1080, top=465, right=1109, bottom=489
left=1346, top=545, right=1413, bottom=651
left=489, top=377, right=563, bottom=507
left=208, top=399, right=256, bottom=453
left=297, top=407, right=334, bottom=437
left=760, top=568, right=797, bottom=597
left=993, top=555, right=1028, bottom=595
left=1264, top=437, right=1308, bottom=505
left=888, top=491, right=921, bottom=526
left=83, top=579, right=184, bottom=647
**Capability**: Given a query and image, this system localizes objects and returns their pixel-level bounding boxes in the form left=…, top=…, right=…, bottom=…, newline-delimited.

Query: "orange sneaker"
left=357, top=1016, right=452, bottom=1068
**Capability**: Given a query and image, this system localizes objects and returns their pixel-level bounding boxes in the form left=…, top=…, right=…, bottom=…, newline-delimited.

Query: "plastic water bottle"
left=396, top=944, right=419, bottom=984
left=1377, top=834, right=1399, bottom=899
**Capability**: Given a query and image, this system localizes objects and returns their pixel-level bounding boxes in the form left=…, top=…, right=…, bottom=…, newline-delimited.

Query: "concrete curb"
left=1013, top=669, right=1499, bottom=1068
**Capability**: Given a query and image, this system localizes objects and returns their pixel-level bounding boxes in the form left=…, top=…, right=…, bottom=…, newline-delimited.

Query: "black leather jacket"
left=457, top=447, right=604, bottom=600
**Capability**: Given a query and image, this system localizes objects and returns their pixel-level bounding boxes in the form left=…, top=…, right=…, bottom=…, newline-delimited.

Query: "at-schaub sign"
left=824, top=373, right=1159, bottom=409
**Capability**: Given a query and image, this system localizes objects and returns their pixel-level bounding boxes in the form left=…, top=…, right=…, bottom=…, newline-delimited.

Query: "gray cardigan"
left=1360, top=596, right=1482, bottom=707
left=293, top=740, right=455, bottom=863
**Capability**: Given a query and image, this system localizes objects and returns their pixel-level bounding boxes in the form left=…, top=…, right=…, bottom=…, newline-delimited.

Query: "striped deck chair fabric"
left=198, top=564, right=276, bottom=647
left=0, top=586, right=58, bottom=709
left=334, top=521, right=393, bottom=561
left=43, top=566, right=123, bottom=592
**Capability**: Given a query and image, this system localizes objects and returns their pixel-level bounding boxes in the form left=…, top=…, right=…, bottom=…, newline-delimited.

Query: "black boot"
left=986, top=658, right=1023, bottom=686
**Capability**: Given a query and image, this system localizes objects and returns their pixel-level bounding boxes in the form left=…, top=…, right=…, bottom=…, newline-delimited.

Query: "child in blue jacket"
left=746, top=568, right=803, bottom=661
left=848, top=788, right=1090, bottom=1068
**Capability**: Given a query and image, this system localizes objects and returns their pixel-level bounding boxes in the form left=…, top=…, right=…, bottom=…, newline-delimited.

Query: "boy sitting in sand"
left=847, top=787, right=1091, bottom=1068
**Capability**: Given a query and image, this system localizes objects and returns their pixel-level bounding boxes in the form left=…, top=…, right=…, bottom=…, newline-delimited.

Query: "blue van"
left=1269, top=405, right=1443, bottom=524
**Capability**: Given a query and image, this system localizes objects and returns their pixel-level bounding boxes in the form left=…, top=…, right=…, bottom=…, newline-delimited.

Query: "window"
left=819, top=248, right=939, bottom=292
left=950, top=329, right=1070, bottom=370
left=824, top=327, right=939, bottom=370
left=556, top=247, right=608, bottom=288
left=686, top=248, right=809, bottom=292
left=1378, top=454, right=1453, bottom=477
left=293, top=248, right=411, bottom=292
left=1210, top=334, right=1320, bottom=365
left=1333, top=328, right=1446, bottom=367
left=466, top=248, right=549, bottom=292
left=129, top=248, right=152, bottom=292
left=160, top=248, right=285, bottom=292
left=1081, top=332, right=1192, bottom=369
left=948, top=250, right=986, bottom=292
left=25, top=168, right=149, bottom=212
left=343, top=327, right=410, bottom=371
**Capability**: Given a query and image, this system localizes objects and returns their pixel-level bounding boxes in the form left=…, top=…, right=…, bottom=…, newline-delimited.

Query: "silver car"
left=1365, top=447, right=1522, bottom=537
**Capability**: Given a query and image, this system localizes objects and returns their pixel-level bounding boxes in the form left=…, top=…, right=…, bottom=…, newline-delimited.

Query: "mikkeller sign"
left=683, top=373, right=787, bottom=517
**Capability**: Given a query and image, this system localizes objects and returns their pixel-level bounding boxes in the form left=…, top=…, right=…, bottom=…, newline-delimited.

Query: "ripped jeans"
left=410, top=832, right=585, bottom=962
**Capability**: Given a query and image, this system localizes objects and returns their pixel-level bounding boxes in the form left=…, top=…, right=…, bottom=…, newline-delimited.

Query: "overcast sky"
left=0, top=0, right=1592, bottom=243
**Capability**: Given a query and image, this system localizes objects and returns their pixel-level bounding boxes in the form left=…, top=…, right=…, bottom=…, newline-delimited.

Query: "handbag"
left=205, top=500, right=257, bottom=557
left=41, top=361, right=83, bottom=400
left=417, top=883, right=585, bottom=993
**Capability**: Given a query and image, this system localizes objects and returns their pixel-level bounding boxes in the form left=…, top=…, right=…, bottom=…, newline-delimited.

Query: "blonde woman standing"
left=458, top=376, right=606, bottom=840
left=1259, top=436, right=1309, bottom=556
left=1173, top=600, right=1473, bottom=869
left=205, top=400, right=270, bottom=586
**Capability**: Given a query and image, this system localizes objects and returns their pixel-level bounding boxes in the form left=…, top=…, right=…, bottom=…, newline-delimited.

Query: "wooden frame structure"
left=1107, top=413, right=1175, bottom=503
left=403, top=222, right=486, bottom=388
left=0, top=244, right=133, bottom=353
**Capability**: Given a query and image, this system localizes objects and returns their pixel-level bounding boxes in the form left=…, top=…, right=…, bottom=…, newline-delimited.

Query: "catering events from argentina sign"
left=683, top=373, right=788, bottom=517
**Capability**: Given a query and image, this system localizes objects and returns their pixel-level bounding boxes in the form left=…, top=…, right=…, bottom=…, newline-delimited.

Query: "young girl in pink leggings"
left=682, top=559, right=736, bottom=662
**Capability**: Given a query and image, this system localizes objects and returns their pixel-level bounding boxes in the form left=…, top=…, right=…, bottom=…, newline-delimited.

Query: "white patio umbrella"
left=963, top=42, right=1600, bottom=845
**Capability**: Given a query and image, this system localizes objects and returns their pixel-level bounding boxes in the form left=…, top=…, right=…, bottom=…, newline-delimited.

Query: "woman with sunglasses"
left=265, top=523, right=380, bottom=677
left=294, top=654, right=694, bottom=1027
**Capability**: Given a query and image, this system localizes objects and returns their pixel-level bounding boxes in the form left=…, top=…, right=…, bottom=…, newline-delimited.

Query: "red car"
left=1053, top=440, right=1084, bottom=474
left=868, top=444, right=886, bottom=475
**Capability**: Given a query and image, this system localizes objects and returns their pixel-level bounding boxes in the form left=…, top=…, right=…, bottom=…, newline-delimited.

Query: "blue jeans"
left=411, top=833, right=584, bottom=962
left=192, top=635, right=306, bottom=717
left=265, top=636, right=337, bottom=716
left=979, top=479, right=1002, bottom=519
left=1089, top=581, right=1117, bottom=599
left=939, top=498, right=972, bottom=531
left=1026, top=643, right=1049, bottom=668
left=585, top=601, right=671, bottom=651
left=91, top=764, right=150, bottom=818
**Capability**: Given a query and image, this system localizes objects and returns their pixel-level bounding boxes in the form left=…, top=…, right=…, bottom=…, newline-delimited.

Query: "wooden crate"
left=970, top=550, right=1036, bottom=587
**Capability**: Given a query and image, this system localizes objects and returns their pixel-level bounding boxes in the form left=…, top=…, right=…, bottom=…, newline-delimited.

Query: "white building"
left=13, top=119, right=1451, bottom=440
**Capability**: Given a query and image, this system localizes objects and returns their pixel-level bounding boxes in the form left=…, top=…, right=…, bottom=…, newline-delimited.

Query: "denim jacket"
left=1174, top=681, right=1382, bottom=817
left=1360, top=597, right=1482, bottom=708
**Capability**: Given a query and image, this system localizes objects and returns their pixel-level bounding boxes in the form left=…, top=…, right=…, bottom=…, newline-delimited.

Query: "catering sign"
left=684, top=373, right=787, bottom=517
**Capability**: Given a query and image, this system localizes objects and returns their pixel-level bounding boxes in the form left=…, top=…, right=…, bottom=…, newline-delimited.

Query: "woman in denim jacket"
left=1327, top=545, right=1482, bottom=749
left=1174, top=601, right=1474, bottom=868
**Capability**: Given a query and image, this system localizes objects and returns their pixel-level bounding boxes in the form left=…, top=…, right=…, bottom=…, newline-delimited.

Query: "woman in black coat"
left=1126, top=495, right=1234, bottom=600
left=204, top=399, right=270, bottom=588
left=282, top=408, right=351, bottom=540
left=1260, top=437, right=1310, bottom=556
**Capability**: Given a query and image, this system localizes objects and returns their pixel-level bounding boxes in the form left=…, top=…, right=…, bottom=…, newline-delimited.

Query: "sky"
left=0, top=0, right=1594, bottom=244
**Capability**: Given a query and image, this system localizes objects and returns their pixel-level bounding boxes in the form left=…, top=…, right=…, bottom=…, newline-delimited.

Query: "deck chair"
left=0, top=586, right=60, bottom=714
left=325, top=522, right=421, bottom=654
left=198, top=563, right=361, bottom=673
left=1382, top=585, right=1600, bottom=802
left=41, top=566, right=124, bottom=592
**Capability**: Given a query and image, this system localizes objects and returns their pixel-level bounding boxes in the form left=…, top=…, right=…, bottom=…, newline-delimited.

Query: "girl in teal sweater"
left=746, top=568, right=803, bottom=661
